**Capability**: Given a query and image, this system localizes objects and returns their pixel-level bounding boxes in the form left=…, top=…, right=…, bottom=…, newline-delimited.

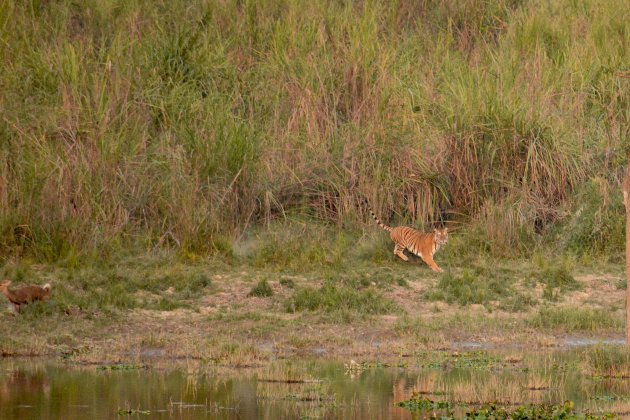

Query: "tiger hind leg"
left=393, top=244, right=409, bottom=262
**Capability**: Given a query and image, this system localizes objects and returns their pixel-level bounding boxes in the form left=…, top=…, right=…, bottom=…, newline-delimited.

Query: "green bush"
left=538, top=266, right=581, bottom=290
left=248, top=279, right=274, bottom=298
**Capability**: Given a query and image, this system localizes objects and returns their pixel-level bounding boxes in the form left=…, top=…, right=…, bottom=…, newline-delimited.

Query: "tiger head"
left=433, top=227, right=448, bottom=247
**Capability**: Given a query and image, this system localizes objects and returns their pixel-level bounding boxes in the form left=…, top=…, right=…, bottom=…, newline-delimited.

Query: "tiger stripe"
left=367, top=204, right=448, bottom=272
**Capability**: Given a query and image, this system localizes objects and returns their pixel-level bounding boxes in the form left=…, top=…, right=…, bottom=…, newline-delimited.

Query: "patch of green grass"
left=392, top=316, right=447, bottom=346
left=248, top=279, right=274, bottom=298
left=156, top=297, right=187, bottom=311
left=3, top=258, right=221, bottom=318
left=528, top=307, right=622, bottom=332
left=424, top=267, right=532, bottom=311
left=250, top=226, right=351, bottom=270
left=398, top=397, right=602, bottom=419
left=463, top=401, right=599, bottom=420
left=497, top=293, right=537, bottom=312
left=286, top=281, right=398, bottom=318
left=534, top=258, right=582, bottom=301
left=279, top=278, right=296, bottom=288
left=397, top=395, right=452, bottom=411
left=449, top=351, right=501, bottom=370
left=554, top=178, right=626, bottom=259
left=538, top=266, right=581, bottom=291
left=321, top=268, right=412, bottom=291
left=184, top=273, right=212, bottom=292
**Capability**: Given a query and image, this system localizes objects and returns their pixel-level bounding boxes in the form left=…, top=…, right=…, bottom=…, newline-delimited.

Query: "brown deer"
left=0, top=280, right=51, bottom=313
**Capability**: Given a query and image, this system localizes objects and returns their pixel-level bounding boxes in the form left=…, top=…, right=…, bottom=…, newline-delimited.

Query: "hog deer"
left=0, top=280, right=52, bottom=314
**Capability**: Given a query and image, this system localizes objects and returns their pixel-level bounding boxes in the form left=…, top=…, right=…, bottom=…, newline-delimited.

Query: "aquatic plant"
left=398, top=397, right=612, bottom=419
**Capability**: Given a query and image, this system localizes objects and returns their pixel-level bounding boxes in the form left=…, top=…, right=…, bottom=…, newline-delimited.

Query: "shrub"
left=248, top=279, right=274, bottom=298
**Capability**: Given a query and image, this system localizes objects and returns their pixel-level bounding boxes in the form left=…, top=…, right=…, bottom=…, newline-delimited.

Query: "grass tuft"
left=286, top=282, right=398, bottom=319
left=528, top=307, right=622, bottom=332
left=581, top=345, right=630, bottom=378
left=424, top=268, right=533, bottom=311
left=248, top=279, right=274, bottom=298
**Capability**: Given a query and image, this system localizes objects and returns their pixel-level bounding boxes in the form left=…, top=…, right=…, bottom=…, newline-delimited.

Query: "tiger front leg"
left=421, top=255, right=443, bottom=272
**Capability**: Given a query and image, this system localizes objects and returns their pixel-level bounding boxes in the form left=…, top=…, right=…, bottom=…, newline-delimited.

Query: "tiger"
left=369, top=207, right=448, bottom=272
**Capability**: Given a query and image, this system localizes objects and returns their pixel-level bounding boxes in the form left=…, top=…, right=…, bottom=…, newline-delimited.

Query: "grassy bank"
left=0, top=248, right=625, bottom=363
left=1, top=0, right=629, bottom=262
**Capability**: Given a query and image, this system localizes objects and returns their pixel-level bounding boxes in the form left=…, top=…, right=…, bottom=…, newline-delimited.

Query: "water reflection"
left=0, top=350, right=628, bottom=419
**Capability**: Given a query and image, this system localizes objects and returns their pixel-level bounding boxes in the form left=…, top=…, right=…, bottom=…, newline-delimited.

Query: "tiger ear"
left=443, top=227, right=448, bottom=232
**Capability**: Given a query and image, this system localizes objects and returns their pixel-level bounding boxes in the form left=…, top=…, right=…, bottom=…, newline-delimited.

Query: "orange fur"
left=369, top=207, right=448, bottom=272
left=0, top=280, right=52, bottom=313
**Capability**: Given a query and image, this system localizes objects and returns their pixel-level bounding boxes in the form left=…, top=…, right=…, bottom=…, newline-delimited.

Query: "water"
left=1, top=349, right=630, bottom=419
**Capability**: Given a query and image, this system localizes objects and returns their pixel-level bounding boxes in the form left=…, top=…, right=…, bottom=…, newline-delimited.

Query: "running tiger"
left=369, top=207, right=448, bottom=272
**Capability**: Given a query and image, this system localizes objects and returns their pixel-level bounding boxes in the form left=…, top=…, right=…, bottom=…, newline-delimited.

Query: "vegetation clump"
left=248, top=279, right=274, bottom=298
left=279, top=278, right=296, bottom=289
left=286, top=282, right=397, bottom=317
left=533, top=258, right=582, bottom=301
left=528, top=307, right=622, bottom=332
left=397, top=395, right=452, bottom=412
left=424, top=268, right=532, bottom=311
left=581, top=345, right=630, bottom=378
left=398, top=397, right=608, bottom=419
left=99, top=364, right=148, bottom=371
left=462, top=401, right=607, bottom=420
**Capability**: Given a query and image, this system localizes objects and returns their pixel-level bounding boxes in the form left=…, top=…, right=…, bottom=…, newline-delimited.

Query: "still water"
left=1, top=349, right=629, bottom=419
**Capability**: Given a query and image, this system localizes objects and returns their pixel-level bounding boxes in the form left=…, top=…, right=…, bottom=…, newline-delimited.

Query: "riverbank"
left=0, top=252, right=625, bottom=365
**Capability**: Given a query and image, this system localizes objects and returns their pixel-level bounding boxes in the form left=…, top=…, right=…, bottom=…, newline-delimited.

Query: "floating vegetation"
left=117, top=408, right=150, bottom=415
left=463, top=401, right=609, bottom=419
left=450, top=351, right=501, bottom=370
left=397, top=395, right=453, bottom=411
left=258, top=378, right=323, bottom=384
left=397, top=397, right=612, bottom=419
left=591, top=395, right=630, bottom=402
left=417, top=351, right=502, bottom=371
left=284, top=393, right=334, bottom=402
left=98, top=364, right=148, bottom=371
left=343, top=359, right=407, bottom=378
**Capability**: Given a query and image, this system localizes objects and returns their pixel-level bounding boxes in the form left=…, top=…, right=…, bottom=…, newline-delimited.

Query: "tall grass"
left=0, top=0, right=628, bottom=260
